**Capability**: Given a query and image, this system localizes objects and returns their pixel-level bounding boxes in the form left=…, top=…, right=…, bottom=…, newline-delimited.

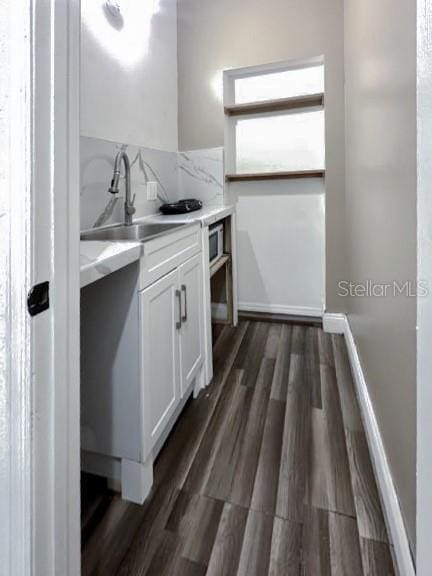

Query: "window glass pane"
left=235, top=110, right=325, bottom=174
left=235, top=65, right=324, bottom=104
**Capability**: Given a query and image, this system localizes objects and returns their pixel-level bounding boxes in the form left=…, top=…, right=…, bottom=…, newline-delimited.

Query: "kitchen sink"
left=80, top=222, right=186, bottom=242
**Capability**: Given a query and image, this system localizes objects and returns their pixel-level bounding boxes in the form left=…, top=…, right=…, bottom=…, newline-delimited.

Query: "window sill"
left=225, top=170, right=325, bottom=182
left=224, top=93, right=324, bottom=117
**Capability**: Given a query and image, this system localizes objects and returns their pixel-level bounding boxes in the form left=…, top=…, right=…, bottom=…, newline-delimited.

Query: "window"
left=236, top=111, right=325, bottom=174
left=224, top=60, right=325, bottom=179
left=234, top=65, right=324, bottom=104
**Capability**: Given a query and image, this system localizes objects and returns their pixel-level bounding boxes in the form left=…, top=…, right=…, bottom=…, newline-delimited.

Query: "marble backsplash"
left=178, top=148, right=224, bottom=206
left=80, top=136, right=178, bottom=230
left=80, top=137, right=224, bottom=230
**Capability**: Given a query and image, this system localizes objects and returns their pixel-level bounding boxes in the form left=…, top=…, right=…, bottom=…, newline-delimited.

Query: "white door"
left=179, top=253, right=203, bottom=395
left=140, top=268, right=181, bottom=459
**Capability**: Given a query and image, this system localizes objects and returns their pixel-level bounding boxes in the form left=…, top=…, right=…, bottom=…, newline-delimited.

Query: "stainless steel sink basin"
left=80, top=222, right=186, bottom=242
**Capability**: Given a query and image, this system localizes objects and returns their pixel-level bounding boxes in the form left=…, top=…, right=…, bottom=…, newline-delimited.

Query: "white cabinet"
left=179, top=253, right=203, bottom=396
left=140, top=268, right=180, bottom=460
left=81, top=223, right=204, bottom=504
left=139, top=253, right=203, bottom=459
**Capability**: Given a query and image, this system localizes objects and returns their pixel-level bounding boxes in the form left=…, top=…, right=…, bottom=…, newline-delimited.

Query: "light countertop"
left=144, top=204, right=234, bottom=227
left=80, top=241, right=142, bottom=288
left=80, top=205, right=234, bottom=288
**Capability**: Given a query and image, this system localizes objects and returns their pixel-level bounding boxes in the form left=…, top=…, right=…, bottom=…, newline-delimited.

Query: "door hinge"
left=27, top=281, right=50, bottom=317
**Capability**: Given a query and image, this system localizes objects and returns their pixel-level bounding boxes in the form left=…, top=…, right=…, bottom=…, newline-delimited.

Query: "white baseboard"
left=325, top=313, right=415, bottom=576
left=238, top=302, right=323, bottom=318
left=322, top=312, right=346, bottom=334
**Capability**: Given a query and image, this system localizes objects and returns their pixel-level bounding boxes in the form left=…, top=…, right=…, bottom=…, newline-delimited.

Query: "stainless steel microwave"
left=209, top=222, right=224, bottom=266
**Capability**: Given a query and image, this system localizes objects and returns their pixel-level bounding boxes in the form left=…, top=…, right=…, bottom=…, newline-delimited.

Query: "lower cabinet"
left=140, top=253, right=203, bottom=460
left=179, top=253, right=203, bottom=396
left=140, top=267, right=180, bottom=459
left=81, top=224, right=204, bottom=504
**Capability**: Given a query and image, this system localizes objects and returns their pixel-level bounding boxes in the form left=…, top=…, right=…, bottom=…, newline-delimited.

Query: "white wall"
left=177, top=0, right=345, bottom=313
left=344, top=0, right=417, bottom=551
left=229, top=180, right=325, bottom=316
left=81, top=0, right=178, bottom=151
left=80, top=0, right=179, bottom=230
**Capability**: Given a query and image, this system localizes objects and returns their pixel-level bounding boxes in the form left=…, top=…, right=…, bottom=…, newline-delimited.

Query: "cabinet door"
left=179, top=253, right=203, bottom=396
left=140, top=268, right=181, bottom=459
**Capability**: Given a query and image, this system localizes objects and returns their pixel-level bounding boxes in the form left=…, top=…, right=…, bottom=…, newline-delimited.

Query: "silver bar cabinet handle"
left=176, top=289, right=182, bottom=329
left=181, top=285, right=187, bottom=323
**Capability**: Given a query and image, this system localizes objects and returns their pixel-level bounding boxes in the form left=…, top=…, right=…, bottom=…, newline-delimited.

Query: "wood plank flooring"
left=82, top=320, right=395, bottom=576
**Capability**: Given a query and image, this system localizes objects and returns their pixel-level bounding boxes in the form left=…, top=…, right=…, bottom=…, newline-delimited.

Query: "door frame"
left=0, top=2, right=33, bottom=572
left=1, top=0, right=81, bottom=574
left=33, top=1, right=81, bottom=573
left=417, top=1, right=432, bottom=573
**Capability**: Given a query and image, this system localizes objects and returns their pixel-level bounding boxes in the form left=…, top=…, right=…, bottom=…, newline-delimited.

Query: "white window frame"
left=223, top=56, right=325, bottom=177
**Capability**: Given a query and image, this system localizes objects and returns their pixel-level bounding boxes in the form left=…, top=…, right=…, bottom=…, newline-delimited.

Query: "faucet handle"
left=132, top=193, right=136, bottom=205
left=126, top=199, right=136, bottom=216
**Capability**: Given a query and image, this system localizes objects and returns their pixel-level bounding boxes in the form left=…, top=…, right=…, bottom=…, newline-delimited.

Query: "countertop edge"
left=80, top=242, right=142, bottom=289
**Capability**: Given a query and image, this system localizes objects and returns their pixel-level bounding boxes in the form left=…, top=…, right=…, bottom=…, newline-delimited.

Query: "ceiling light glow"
left=82, top=0, right=161, bottom=68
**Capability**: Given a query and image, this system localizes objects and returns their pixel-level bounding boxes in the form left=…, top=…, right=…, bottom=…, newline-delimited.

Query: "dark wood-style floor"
left=82, top=320, right=396, bottom=576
